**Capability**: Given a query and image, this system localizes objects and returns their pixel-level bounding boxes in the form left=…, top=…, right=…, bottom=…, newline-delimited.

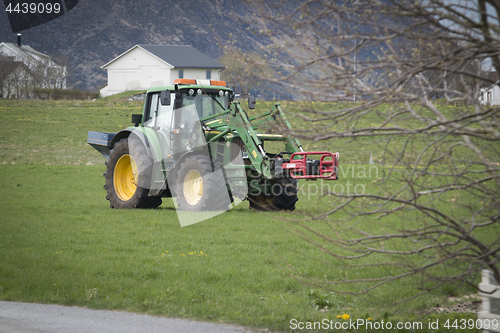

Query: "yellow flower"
left=337, top=315, right=342, bottom=319
left=367, top=318, right=373, bottom=321
left=342, top=314, right=350, bottom=320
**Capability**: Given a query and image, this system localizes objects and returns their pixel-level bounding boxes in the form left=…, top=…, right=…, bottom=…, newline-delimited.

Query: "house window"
left=488, top=91, right=492, bottom=100
left=206, top=70, right=211, bottom=80
left=179, top=70, right=184, bottom=79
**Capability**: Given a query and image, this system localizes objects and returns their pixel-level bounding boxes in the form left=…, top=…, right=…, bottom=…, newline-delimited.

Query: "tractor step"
left=281, top=151, right=339, bottom=180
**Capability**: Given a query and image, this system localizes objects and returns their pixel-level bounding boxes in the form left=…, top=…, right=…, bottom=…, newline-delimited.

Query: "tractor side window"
left=157, top=93, right=174, bottom=128
left=144, top=93, right=159, bottom=127
left=156, top=93, right=174, bottom=156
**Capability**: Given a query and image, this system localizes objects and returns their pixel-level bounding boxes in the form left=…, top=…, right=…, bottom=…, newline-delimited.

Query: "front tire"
left=248, top=177, right=298, bottom=211
left=104, top=138, right=162, bottom=209
left=176, top=155, right=230, bottom=211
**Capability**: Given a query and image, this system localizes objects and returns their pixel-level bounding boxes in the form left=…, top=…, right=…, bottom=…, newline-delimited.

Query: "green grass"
left=0, top=98, right=490, bottom=332
left=251, top=100, right=498, bottom=168
left=0, top=99, right=143, bottom=165
left=0, top=164, right=482, bottom=332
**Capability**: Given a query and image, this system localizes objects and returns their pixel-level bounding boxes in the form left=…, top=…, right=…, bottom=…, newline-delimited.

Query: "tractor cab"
left=173, top=79, right=231, bottom=119
left=142, top=79, right=232, bottom=124
left=140, top=79, right=233, bottom=157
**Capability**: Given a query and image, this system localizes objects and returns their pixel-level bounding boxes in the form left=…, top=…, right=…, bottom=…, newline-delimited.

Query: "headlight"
left=197, top=89, right=202, bottom=95
left=219, top=90, right=224, bottom=97
left=188, top=89, right=194, bottom=96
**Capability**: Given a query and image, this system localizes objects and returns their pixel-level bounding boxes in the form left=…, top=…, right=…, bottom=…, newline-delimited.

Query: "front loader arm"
left=246, top=103, right=302, bottom=153
left=271, top=103, right=303, bottom=153
left=205, top=100, right=339, bottom=181
left=206, top=101, right=273, bottom=179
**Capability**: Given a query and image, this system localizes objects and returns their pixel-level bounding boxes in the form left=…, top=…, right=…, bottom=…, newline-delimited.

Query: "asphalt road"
left=0, top=301, right=260, bottom=333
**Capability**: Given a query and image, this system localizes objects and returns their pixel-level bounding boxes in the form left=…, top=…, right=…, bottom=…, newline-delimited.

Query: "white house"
left=99, top=45, right=225, bottom=97
left=0, top=38, right=66, bottom=98
left=480, top=85, right=500, bottom=105
left=479, top=85, right=500, bottom=105
left=479, top=70, right=500, bottom=105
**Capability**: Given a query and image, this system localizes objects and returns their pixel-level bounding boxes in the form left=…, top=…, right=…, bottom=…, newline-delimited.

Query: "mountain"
left=0, top=1, right=421, bottom=95
left=0, top=0, right=269, bottom=91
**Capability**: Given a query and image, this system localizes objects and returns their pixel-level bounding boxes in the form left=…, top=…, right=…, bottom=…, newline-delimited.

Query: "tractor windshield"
left=181, top=92, right=228, bottom=119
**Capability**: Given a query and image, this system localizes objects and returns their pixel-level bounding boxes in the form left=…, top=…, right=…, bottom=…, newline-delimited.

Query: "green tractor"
left=88, top=79, right=339, bottom=212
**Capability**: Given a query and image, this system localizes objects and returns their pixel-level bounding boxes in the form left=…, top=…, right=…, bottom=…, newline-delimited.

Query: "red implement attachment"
left=282, top=151, right=339, bottom=180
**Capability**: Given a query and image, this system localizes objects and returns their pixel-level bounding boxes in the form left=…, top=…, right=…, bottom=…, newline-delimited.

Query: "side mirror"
left=248, top=94, right=256, bottom=109
left=131, top=114, right=142, bottom=127
left=228, top=87, right=236, bottom=102
left=160, top=89, right=171, bottom=105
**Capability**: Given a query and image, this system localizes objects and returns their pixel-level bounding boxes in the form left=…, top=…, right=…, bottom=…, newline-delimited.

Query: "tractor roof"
left=147, top=79, right=231, bottom=93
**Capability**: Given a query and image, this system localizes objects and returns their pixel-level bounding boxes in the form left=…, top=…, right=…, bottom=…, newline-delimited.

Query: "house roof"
left=0, top=42, right=57, bottom=66
left=101, top=45, right=225, bottom=70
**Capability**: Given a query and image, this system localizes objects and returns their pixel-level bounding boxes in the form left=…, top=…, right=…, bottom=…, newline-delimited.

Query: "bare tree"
left=0, top=49, right=67, bottom=98
left=218, top=49, right=270, bottom=95
left=0, top=56, right=21, bottom=98
left=47, top=53, right=68, bottom=90
left=238, top=0, right=500, bottom=298
left=3, top=52, right=45, bottom=98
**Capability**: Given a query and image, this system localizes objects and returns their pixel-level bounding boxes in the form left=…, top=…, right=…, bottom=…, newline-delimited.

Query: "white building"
left=99, top=45, right=225, bottom=97
left=480, top=85, right=500, bottom=105
left=0, top=39, right=66, bottom=98
left=479, top=70, right=500, bottom=105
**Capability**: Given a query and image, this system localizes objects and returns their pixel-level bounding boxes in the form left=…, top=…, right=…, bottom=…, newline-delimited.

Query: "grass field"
left=0, top=96, right=488, bottom=332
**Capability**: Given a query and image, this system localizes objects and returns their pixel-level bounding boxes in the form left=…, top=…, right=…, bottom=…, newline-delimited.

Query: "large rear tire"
left=104, top=138, right=162, bottom=209
left=176, top=155, right=230, bottom=211
left=248, top=177, right=298, bottom=211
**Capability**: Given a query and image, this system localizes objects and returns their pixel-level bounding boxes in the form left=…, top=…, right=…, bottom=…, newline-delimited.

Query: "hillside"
left=0, top=0, right=269, bottom=91
left=0, top=1, right=417, bottom=95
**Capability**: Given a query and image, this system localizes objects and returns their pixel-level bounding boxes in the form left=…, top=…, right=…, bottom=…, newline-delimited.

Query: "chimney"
left=17, top=33, right=21, bottom=47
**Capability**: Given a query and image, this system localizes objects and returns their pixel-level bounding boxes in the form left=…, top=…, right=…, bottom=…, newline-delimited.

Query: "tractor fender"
left=110, top=128, right=165, bottom=191
left=110, top=128, right=159, bottom=162
left=109, top=129, right=132, bottom=149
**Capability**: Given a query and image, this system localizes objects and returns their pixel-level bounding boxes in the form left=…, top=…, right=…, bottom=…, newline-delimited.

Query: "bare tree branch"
left=237, top=0, right=500, bottom=298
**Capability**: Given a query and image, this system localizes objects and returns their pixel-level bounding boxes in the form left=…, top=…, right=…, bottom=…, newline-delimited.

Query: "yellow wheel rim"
left=183, top=170, right=203, bottom=206
left=114, top=154, right=138, bottom=201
